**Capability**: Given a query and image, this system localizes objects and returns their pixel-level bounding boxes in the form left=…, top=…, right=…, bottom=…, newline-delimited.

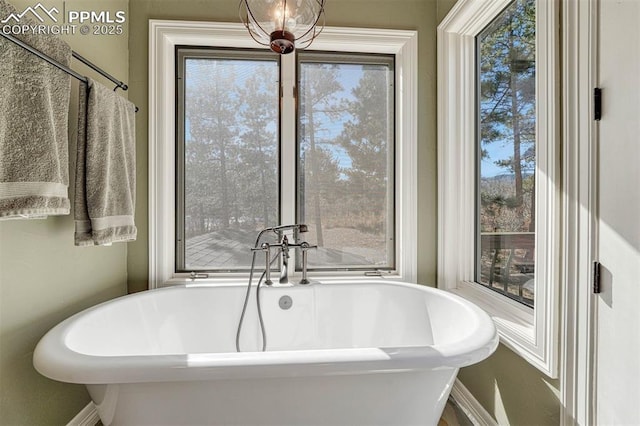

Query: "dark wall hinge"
left=593, top=261, right=601, bottom=293
left=594, top=87, right=602, bottom=121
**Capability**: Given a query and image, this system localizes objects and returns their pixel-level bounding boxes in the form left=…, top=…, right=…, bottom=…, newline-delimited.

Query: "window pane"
left=179, top=52, right=279, bottom=271
left=476, top=0, right=536, bottom=307
left=297, top=54, right=395, bottom=270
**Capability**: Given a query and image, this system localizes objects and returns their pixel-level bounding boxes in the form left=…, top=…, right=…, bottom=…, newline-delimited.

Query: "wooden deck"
left=185, top=228, right=374, bottom=270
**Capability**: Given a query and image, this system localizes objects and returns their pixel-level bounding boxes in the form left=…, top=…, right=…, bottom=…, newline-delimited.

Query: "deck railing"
left=479, top=232, right=535, bottom=307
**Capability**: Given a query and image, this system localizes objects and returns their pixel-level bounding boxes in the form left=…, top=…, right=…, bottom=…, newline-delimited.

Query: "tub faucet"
left=252, top=224, right=313, bottom=285
left=278, top=232, right=317, bottom=284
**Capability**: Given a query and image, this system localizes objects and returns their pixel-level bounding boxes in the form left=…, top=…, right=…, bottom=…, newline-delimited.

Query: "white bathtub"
left=34, top=280, right=498, bottom=425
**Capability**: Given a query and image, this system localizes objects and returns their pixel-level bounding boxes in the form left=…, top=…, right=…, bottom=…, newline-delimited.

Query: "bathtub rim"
left=33, top=279, right=498, bottom=385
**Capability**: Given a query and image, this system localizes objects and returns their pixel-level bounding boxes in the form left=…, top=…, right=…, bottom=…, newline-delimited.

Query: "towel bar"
left=0, top=32, right=138, bottom=112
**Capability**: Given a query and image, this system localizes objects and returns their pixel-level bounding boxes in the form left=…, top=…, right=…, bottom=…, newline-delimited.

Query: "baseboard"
left=67, top=402, right=99, bottom=426
left=451, top=379, right=498, bottom=426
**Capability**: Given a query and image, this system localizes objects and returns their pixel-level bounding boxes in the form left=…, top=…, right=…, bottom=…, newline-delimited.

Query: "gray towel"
left=0, top=0, right=72, bottom=219
left=74, top=78, right=136, bottom=246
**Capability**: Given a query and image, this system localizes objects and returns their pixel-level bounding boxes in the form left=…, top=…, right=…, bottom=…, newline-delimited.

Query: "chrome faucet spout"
left=279, top=235, right=290, bottom=284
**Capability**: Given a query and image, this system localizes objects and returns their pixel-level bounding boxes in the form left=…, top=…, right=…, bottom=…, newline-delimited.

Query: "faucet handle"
left=299, top=242, right=317, bottom=285
left=251, top=242, right=268, bottom=252
left=251, top=243, right=274, bottom=285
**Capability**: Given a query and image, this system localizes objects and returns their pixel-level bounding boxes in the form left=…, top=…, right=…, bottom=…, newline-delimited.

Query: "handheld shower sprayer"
left=270, top=223, right=308, bottom=233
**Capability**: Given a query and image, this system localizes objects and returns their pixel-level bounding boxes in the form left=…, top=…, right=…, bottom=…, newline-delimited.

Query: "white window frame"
left=437, top=0, right=560, bottom=377
left=149, top=20, right=418, bottom=288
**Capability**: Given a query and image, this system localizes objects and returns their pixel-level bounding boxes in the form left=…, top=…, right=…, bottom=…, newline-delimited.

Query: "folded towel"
left=74, top=78, right=137, bottom=246
left=0, top=0, right=72, bottom=219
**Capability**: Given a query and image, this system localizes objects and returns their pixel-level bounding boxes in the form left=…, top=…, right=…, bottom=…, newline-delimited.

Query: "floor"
left=439, top=398, right=474, bottom=426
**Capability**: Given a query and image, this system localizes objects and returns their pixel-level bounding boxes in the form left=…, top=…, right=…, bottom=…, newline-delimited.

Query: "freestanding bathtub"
left=34, top=280, right=498, bottom=425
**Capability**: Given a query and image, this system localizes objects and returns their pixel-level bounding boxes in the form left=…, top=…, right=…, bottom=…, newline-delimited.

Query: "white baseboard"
left=451, top=379, right=498, bottom=426
left=67, top=402, right=99, bottom=426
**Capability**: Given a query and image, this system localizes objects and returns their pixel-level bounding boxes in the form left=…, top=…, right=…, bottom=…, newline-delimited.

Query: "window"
left=438, top=0, right=559, bottom=377
left=150, top=22, right=417, bottom=286
left=176, top=49, right=280, bottom=271
left=175, top=48, right=396, bottom=273
left=476, top=0, right=536, bottom=307
left=297, top=53, right=395, bottom=270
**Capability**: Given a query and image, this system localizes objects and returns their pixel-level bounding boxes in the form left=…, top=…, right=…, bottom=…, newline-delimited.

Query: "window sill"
left=450, top=281, right=556, bottom=377
left=160, top=272, right=408, bottom=289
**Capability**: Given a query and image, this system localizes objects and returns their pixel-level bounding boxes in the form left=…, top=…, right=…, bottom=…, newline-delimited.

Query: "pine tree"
left=479, top=0, right=535, bottom=232
left=237, top=70, right=279, bottom=229
left=338, top=65, right=392, bottom=233
left=185, top=60, right=241, bottom=232
left=299, top=63, right=344, bottom=246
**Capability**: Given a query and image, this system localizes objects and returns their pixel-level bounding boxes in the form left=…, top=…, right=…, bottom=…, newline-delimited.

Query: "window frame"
left=175, top=47, right=281, bottom=273
left=149, top=21, right=418, bottom=287
left=437, top=0, right=560, bottom=377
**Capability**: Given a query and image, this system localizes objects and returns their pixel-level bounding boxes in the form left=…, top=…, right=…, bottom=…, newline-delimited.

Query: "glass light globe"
left=240, top=0, right=326, bottom=54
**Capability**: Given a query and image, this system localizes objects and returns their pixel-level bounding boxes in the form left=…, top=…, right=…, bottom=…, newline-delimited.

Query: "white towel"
left=74, top=78, right=137, bottom=246
left=0, top=0, right=72, bottom=219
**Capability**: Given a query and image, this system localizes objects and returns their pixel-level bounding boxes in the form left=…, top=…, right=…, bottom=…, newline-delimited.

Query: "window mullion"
left=280, top=52, right=298, bottom=267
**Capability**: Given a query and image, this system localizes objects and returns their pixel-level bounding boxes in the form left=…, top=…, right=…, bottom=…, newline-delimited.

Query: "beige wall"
left=126, top=0, right=440, bottom=293
left=436, top=1, right=561, bottom=424
left=0, top=1, right=129, bottom=423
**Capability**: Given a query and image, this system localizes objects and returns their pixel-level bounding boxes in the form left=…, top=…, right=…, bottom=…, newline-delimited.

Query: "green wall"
left=126, top=0, right=440, bottom=293
left=0, top=1, right=129, bottom=424
left=458, top=345, right=561, bottom=425
left=436, top=1, right=561, bottom=424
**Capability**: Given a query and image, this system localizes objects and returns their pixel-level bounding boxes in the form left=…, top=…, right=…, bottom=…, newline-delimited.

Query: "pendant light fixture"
left=239, top=0, right=326, bottom=54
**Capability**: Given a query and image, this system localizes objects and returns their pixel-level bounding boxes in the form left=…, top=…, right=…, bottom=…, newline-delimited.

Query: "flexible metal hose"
left=235, top=230, right=279, bottom=353
left=235, top=250, right=259, bottom=352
